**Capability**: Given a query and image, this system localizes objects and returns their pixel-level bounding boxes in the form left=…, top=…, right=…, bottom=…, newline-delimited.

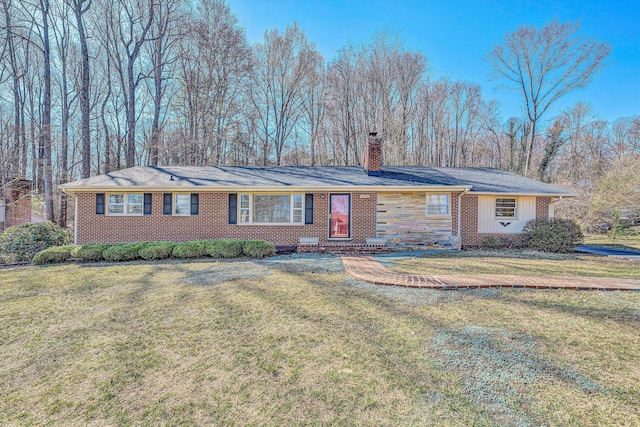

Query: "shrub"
left=481, top=234, right=522, bottom=250
left=73, top=243, right=113, bottom=262
left=0, top=222, right=73, bottom=262
left=205, top=239, right=244, bottom=258
left=139, top=242, right=175, bottom=260
left=103, top=242, right=146, bottom=262
left=242, top=240, right=275, bottom=258
left=172, top=241, right=206, bottom=258
left=522, top=218, right=584, bottom=253
left=32, top=245, right=78, bottom=265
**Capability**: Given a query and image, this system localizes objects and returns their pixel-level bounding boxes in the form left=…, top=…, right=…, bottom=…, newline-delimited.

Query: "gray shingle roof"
left=60, top=165, right=573, bottom=195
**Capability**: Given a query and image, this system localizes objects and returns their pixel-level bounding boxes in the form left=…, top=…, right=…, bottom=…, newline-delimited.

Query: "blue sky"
left=230, top=0, right=639, bottom=123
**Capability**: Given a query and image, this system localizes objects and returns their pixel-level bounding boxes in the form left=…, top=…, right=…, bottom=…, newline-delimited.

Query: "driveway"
left=575, top=245, right=640, bottom=261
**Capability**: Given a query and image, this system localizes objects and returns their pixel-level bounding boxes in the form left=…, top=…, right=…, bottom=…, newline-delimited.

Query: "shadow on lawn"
left=499, top=292, right=640, bottom=328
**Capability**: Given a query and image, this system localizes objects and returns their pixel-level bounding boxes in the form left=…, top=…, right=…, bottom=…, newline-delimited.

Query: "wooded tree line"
left=0, top=0, right=638, bottom=226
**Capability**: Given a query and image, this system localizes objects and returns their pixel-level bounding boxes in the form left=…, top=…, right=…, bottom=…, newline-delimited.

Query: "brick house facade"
left=62, top=135, right=572, bottom=249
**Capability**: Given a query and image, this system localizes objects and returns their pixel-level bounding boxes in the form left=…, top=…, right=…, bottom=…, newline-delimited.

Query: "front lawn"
left=391, top=250, right=640, bottom=278
left=1, top=254, right=639, bottom=425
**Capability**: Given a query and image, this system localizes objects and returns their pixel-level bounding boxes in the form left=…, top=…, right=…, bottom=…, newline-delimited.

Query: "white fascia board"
left=468, top=191, right=576, bottom=197
left=61, top=185, right=473, bottom=195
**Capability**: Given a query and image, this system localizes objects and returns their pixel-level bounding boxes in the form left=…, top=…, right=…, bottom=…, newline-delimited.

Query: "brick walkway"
left=342, top=256, right=640, bottom=291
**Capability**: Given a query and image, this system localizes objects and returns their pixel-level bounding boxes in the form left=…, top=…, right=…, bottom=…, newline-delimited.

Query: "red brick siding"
left=460, top=194, right=479, bottom=246
left=75, top=191, right=377, bottom=245
left=536, top=197, right=551, bottom=220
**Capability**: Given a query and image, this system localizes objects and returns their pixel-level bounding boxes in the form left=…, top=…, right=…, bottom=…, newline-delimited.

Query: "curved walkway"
left=342, top=256, right=640, bottom=291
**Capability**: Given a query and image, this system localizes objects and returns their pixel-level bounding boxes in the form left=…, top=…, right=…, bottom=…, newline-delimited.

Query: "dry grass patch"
left=390, top=250, right=640, bottom=278
left=1, top=254, right=639, bottom=425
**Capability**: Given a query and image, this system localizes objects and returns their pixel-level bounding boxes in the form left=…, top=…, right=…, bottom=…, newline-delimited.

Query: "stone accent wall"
left=3, top=179, right=32, bottom=230
left=74, top=191, right=377, bottom=246
left=376, top=192, right=460, bottom=249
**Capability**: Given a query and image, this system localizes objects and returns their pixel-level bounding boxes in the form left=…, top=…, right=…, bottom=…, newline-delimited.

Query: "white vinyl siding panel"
left=478, top=196, right=536, bottom=233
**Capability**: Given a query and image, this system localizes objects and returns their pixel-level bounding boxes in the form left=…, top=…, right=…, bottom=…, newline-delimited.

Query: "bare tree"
left=250, top=23, right=317, bottom=165
left=487, top=20, right=610, bottom=177
left=69, top=0, right=91, bottom=178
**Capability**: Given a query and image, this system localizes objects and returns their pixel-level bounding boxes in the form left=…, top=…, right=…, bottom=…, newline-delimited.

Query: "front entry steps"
left=297, top=237, right=388, bottom=255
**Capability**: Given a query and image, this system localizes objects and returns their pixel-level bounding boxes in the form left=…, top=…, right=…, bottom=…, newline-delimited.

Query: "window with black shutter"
left=163, top=193, right=172, bottom=215
left=96, top=193, right=105, bottom=215
left=228, top=193, right=237, bottom=224
left=305, top=193, right=314, bottom=224
left=144, top=193, right=152, bottom=215
left=190, top=193, right=199, bottom=215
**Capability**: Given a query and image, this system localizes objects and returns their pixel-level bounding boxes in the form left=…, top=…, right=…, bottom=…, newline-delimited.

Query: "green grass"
left=584, top=233, right=640, bottom=250
left=1, top=255, right=639, bottom=425
left=392, top=250, right=640, bottom=278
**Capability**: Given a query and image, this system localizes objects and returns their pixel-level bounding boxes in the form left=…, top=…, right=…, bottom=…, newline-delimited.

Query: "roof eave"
left=60, top=184, right=474, bottom=196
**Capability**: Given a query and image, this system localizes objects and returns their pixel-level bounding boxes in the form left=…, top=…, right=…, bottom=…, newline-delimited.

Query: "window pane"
left=109, top=194, right=124, bottom=204
left=496, top=198, right=516, bottom=218
left=293, top=211, right=303, bottom=224
left=253, top=195, right=290, bottom=223
left=426, top=194, right=449, bottom=215
left=108, top=194, right=124, bottom=214
left=127, top=194, right=143, bottom=214
left=293, top=194, right=303, bottom=209
left=174, top=194, right=191, bottom=215
left=240, top=194, right=250, bottom=209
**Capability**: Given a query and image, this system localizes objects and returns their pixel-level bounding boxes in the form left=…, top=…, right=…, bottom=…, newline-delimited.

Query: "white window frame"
left=106, top=193, right=144, bottom=216
left=425, top=193, right=451, bottom=217
left=173, top=193, right=191, bottom=216
left=238, top=192, right=305, bottom=225
left=495, top=197, right=517, bottom=219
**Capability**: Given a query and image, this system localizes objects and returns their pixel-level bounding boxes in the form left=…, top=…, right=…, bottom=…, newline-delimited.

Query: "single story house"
left=60, top=133, right=573, bottom=249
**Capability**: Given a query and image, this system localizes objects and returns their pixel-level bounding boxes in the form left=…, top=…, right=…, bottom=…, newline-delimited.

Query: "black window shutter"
left=305, top=193, right=314, bottom=224
left=190, top=193, right=199, bottom=215
left=163, top=193, right=172, bottom=215
left=144, top=193, right=152, bottom=215
left=96, top=193, right=105, bottom=215
left=228, top=193, right=237, bottom=224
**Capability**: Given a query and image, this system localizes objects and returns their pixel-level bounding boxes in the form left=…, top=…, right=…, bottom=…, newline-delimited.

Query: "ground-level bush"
left=73, top=243, right=113, bottom=262
left=103, top=242, right=146, bottom=262
left=205, top=239, right=244, bottom=258
left=140, top=242, right=175, bottom=260
left=33, top=245, right=78, bottom=265
left=481, top=234, right=522, bottom=250
left=242, top=240, right=276, bottom=258
left=522, top=218, right=584, bottom=253
left=172, top=241, right=206, bottom=258
left=0, top=222, right=73, bottom=262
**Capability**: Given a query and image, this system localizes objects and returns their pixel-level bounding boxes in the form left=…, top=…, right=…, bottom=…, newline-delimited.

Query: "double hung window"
left=426, top=193, right=450, bottom=216
left=107, top=193, right=143, bottom=216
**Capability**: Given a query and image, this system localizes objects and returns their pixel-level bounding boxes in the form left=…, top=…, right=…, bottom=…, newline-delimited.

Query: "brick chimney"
left=362, top=132, right=382, bottom=176
left=3, top=178, right=32, bottom=229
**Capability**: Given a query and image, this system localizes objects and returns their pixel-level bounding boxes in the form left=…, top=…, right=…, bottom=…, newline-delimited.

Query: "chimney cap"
left=369, top=132, right=377, bottom=137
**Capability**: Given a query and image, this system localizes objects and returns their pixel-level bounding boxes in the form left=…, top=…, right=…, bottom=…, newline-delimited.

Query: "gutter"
left=60, top=185, right=474, bottom=196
